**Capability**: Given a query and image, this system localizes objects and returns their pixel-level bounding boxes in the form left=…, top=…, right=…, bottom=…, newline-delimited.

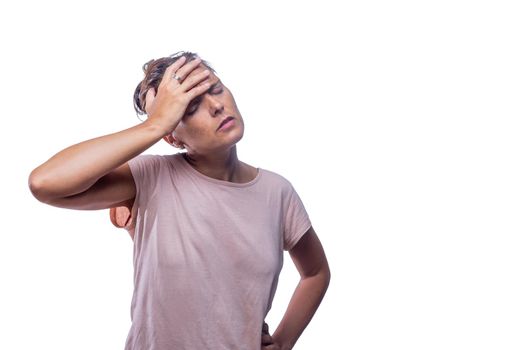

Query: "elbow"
left=304, top=265, right=330, bottom=287
left=318, top=262, right=331, bottom=288
left=322, top=266, right=331, bottom=287
left=28, top=171, right=52, bottom=203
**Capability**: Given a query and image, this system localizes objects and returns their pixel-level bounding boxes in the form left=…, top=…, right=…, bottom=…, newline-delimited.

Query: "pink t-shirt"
left=121, top=152, right=311, bottom=350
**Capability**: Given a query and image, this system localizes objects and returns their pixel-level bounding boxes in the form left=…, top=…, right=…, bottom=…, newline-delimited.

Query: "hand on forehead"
left=187, top=63, right=217, bottom=83
left=144, top=61, right=218, bottom=115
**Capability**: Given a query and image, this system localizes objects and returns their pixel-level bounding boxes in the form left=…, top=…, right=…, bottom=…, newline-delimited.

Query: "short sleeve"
left=108, top=154, right=162, bottom=234
left=283, top=183, right=312, bottom=251
left=127, top=154, right=163, bottom=194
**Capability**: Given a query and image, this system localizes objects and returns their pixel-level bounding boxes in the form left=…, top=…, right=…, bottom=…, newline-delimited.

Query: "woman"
left=28, top=51, right=330, bottom=350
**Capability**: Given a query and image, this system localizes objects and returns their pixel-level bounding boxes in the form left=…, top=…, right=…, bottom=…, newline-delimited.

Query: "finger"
left=261, top=333, right=274, bottom=345
left=262, top=345, right=279, bottom=350
left=170, top=56, right=203, bottom=83
left=262, top=322, right=269, bottom=333
left=186, top=80, right=212, bottom=100
left=181, top=69, right=211, bottom=92
left=160, top=56, right=187, bottom=86
left=144, top=88, right=156, bottom=115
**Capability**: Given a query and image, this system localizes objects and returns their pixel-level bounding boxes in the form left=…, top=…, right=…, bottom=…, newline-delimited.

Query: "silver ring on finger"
left=172, top=74, right=182, bottom=82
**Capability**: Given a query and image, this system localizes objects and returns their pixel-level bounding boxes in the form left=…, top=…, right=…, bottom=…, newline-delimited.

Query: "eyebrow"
left=207, top=80, right=221, bottom=92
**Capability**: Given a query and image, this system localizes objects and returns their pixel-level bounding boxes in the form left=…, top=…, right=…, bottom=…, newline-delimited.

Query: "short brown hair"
left=133, top=51, right=216, bottom=118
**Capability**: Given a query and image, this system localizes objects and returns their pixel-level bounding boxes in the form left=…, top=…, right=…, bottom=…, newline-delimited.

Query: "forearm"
left=271, top=270, right=330, bottom=349
left=29, top=120, right=167, bottom=200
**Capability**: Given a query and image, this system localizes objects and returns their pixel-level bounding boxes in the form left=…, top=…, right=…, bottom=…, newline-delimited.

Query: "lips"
left=217, top=116, right=234, bottom=131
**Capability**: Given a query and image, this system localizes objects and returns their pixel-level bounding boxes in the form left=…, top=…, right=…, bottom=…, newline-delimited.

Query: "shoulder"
left=129, top=153, right=169, bottom=164
left=128, top=153, right=176, bottom=172
left=259, top=167, right=295, bottom=193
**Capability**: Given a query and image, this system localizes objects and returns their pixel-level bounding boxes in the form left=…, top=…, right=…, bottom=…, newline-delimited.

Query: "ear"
left=163, top=131, right=185, bottom=149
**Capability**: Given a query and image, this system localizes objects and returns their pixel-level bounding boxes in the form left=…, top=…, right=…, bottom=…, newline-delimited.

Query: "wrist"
left=272, top=339, right=292, bottom=350
left=142, top=119, right=172, bottom=138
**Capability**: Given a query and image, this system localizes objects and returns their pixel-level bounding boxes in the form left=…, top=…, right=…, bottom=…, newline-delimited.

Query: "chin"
left=221, top=128, right=244, bottom=150
left=234, top=125, right=245, bottom=141
left=229, top=131, right=244, bottom=148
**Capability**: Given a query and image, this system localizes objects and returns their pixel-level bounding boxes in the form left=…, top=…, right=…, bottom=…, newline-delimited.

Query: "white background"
left=1, top=0, right=523, bottom=349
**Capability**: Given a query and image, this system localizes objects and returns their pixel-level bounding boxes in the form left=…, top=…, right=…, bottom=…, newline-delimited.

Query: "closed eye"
left=185, top=96, right=203, bottom=116
left=207, top=80, right=223, bottom=95
left=209, top=85, right=223, bottom=95
left=184, top=83, right=223, bottom=116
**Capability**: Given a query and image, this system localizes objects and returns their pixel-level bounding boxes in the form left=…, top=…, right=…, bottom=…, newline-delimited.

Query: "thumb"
left=144, top=88, right=156, bottom=115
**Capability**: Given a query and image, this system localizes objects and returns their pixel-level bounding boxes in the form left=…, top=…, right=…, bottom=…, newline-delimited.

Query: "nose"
left=206, top=95, right=224, bottom=116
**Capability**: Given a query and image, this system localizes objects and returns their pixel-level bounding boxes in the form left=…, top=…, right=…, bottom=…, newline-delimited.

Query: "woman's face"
left=168, top=63, right=245, bottom=155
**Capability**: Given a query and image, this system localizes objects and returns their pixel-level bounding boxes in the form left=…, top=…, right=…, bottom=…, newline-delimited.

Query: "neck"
left=183, top=146, right=242, bottom=182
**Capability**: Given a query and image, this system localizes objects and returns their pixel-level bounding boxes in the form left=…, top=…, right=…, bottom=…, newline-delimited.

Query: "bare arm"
left=28, top=121, right=167, bottom=202
left=266, top=226, right=331, bottom=350
left=28, top=56, right=211, bottom=204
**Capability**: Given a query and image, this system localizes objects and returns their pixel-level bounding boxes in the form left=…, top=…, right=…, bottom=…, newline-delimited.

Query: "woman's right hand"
left=144, top=56, right=211, bottom=136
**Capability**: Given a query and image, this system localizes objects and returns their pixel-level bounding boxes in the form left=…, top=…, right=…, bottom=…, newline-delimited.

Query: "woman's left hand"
left=261, top=321, right=285, bottom=349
